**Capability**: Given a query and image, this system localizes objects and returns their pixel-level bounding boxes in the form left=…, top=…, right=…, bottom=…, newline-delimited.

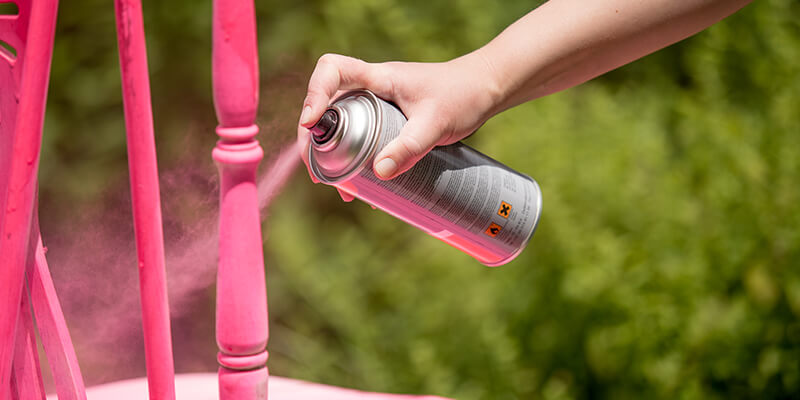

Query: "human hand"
left=297, top=52, right=501, bottom=187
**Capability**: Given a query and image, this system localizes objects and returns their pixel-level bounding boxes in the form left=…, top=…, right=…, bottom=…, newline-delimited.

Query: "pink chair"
left=1, top=0, right=452, bottom=399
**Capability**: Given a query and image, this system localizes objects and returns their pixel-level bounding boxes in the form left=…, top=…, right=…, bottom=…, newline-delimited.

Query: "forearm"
left=297, top=0, right=752, bottom=181
left=473, top=0, right=752, bottom=115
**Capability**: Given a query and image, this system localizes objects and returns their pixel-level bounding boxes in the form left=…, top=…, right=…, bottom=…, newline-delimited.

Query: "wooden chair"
left=1, top=0, right=451, bottom=399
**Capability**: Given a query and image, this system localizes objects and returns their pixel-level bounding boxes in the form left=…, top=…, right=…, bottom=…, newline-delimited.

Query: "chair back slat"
left=0, top=0, right=59, bottom=393
left=10, top=282, right=45, bottom=400
left=29, top=235, right=86, bottom=400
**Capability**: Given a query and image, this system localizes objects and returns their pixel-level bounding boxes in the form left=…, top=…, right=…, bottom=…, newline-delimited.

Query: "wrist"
left=451, top=48, right=505, bottom=123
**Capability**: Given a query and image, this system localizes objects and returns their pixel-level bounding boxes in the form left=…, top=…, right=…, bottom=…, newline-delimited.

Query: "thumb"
left=373, top=116, right=440, bottom=180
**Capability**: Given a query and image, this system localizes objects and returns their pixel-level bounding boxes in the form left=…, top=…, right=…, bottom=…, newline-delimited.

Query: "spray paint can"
left=308, top=90, right=542, bottom=266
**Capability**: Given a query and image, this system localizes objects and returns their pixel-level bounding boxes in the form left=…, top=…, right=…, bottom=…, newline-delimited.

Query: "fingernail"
left=299, top=106, right=313, bottom=126
left=375, top=158, right=397, bottom=179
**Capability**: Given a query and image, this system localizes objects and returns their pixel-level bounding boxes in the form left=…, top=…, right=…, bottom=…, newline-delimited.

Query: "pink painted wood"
left=9, top=213, right=46, bottom=400
left=212, top=0, right=269, bottom=398
left=0, top=0, right=31, bottom=391
left=29, top=236, right=86, bottom=400
left=10, top=280, right=46, bottom=400
left=1, top=0, right=85, bottom=396
left=0, top=0, right=58, bottom=395
left=113, top=0, right=177, bottom=398
left=49, top=373, right=453, bottom=400
left=0, top=0, right=28, bottom=199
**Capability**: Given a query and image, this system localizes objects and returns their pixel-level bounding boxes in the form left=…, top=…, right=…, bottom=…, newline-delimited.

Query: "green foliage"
left=38, top=0, right=799, bottom=398
left=264, top=1, right=800, bottom=399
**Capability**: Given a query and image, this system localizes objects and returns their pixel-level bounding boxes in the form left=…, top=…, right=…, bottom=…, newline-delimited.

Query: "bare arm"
left=298, top=0, right=753, bottom=182
left=478, top=0, right=752, bottom=114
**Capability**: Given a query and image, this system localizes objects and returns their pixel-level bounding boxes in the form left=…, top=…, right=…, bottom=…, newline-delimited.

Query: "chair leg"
left=113, top=0, right=176, bottom=398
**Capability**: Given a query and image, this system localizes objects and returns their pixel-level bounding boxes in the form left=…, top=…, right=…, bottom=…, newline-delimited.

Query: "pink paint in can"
left=308, top=90, right=542, bottom=266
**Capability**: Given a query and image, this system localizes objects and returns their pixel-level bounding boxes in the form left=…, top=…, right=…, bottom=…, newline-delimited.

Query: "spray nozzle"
left=310, top=109, right=339, bottom=145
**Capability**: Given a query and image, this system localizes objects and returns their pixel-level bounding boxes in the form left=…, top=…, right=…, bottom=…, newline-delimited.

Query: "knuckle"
left=424, top=111, right=453, bottom=138
left=372, top=64, right=396, bottom=97
left=398, top=134, right=426, bottom=158
left=317, top=53, right=340, bottom=66
left=355, top=62, right=397, bottom=100
left=303, top=90, right=322, bottom=103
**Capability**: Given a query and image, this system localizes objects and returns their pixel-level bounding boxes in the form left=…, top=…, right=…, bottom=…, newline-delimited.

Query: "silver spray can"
left=308, top=90, right=542, bottom=266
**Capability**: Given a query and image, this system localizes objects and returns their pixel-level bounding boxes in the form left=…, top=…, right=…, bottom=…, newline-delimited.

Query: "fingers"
left=300, top=55, right=367, bottom=183
left=299, top=54, right=392, bottom=128
left=297, top=122, right=320, bottom=183
left=297, top=125, right=355, bottom=200
left=336, top=188, right=355, bottom=202
left=296, top=125, right=353, bottom=200
left=373, top=114, right=441, bottom=180
left=299, top=53, right=397, bottom=184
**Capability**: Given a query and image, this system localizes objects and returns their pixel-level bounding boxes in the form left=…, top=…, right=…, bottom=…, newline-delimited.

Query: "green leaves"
left=263, top=1, right=800, bottom=398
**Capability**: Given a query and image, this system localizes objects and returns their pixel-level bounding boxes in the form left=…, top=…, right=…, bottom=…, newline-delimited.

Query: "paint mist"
left=36, top=143, right=299, bottom=389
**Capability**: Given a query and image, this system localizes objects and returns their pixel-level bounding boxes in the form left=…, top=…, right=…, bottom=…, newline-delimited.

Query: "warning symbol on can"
left=485, top=222, right=503, bottom=237
left=497, top=201, right=512, bottom=219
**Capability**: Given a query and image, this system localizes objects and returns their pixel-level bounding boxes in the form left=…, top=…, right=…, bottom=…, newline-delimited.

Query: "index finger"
left=299, top=54, right=390, bottom=127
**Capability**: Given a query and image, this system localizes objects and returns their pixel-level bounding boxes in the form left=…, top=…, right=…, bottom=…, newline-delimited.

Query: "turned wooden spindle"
left=212, top=0, right=269, bottom=398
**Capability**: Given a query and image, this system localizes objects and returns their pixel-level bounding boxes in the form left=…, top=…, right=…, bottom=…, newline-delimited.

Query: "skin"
left=297, top=0, right=753, bottom=200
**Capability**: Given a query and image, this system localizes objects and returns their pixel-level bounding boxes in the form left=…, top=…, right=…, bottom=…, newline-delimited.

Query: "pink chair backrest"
left=0, top=0, right=29, bottom=227
left=0, top=1, right=79, bottom=398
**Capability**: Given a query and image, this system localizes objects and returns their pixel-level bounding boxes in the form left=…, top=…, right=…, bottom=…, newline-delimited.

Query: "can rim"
left=308, top=90, right=383, bottom=184
left=481, top=176, right=543, bottom=267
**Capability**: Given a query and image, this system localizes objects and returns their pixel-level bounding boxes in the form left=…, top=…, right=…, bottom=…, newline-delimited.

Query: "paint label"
left=485, top=223, right=503, bottom=237
left=341, top=98, right=541, bottom=265
left=497, top=201, right=512, bottom=219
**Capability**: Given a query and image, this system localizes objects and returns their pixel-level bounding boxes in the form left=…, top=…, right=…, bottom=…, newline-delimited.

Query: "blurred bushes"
left=38, top=0, right=799, bottom=399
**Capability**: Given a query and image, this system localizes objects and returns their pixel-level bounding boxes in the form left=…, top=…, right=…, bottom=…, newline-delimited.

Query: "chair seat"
left=46, top=373, right=450, bottom=400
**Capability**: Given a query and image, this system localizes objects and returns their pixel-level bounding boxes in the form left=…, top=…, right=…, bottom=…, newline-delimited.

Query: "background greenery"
left=34, top=0, right=799, bottom=399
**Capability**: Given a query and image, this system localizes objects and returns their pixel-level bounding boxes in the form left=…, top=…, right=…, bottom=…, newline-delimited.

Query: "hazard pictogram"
left=497, top=201, right=512, bottom=219
left=485, top=222, right=503, bottom=237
